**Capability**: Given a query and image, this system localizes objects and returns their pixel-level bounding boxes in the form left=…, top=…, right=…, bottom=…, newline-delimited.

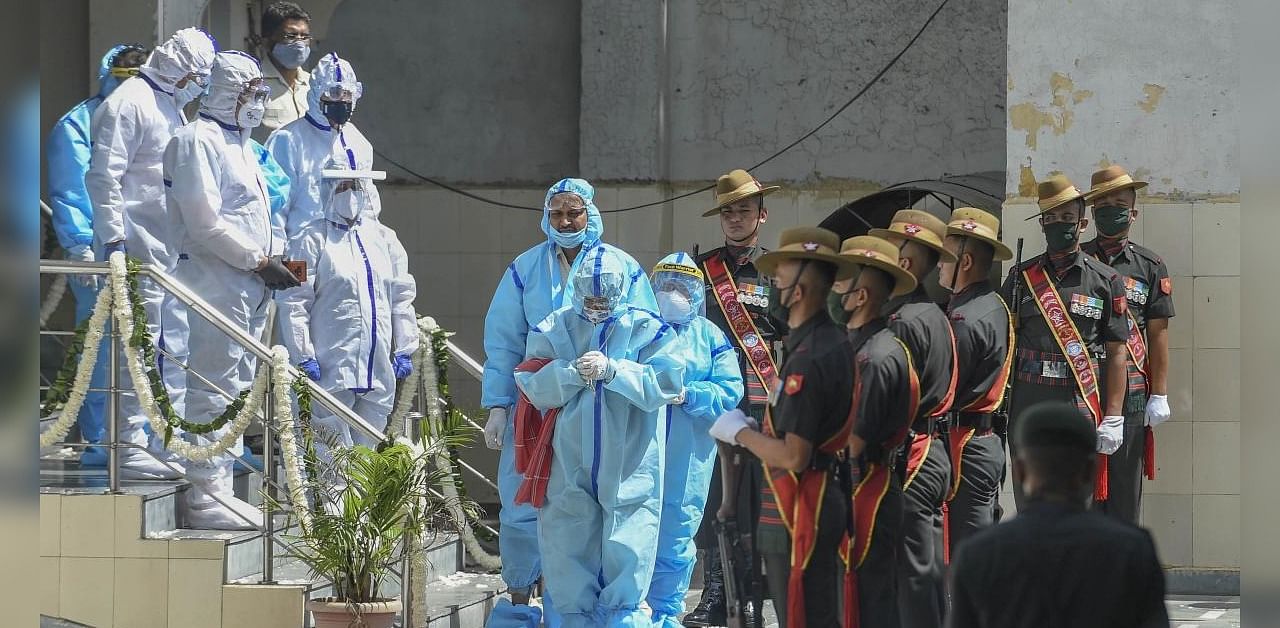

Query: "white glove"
left=483, top=407, right=507, bottom=450
left=67, top=245, right=98, bottom=288
left=1144, top=394, right=1171, bottom=427
left=1096, top=415, right=1125, bottom=455
left=671, top=388, right=687, bottom=405
left=710, top=409, right=752, bottom=444
left=574, top=351, right=613, bottom=382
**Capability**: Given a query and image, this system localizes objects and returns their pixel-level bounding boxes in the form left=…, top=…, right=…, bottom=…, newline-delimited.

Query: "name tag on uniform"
left=1124, top=277, right=1149, bottom=306
left=1069, top=294, right=1104, bottom=319
left=737, top=281, right=770, bottom=308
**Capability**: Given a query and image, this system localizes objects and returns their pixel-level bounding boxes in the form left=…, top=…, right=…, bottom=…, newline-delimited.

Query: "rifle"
left=714, top=441, right=748, bottom=628
left=992, top=238, right=1024, bottom=515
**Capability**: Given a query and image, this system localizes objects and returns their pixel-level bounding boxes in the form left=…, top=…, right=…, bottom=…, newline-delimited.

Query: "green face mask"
left=1092, top=205, right=1131, bottom=237
left=827, top=290, right=851, bottom=325
left=1043, top=221, right=1081, bottom=252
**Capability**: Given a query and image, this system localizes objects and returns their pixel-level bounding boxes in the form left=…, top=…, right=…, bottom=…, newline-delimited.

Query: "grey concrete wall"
left=321, top=0, right=582, bottom=185
left=1003, top=0, right=1238, bottom=570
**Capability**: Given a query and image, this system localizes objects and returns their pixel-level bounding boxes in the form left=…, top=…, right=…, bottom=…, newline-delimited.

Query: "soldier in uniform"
left=868, top=210, right=958, bottom=628
left=687, top=169, right=787, bottom=627
left=709, top=227, right=858, bottom=628
left=936, top=208, right=1015, bottom=551
left=1081, top=165, right=1175, bottom=524
left=829, top=234, right=920, bottom=628
left=1000, top=175, right=1130, bottom=511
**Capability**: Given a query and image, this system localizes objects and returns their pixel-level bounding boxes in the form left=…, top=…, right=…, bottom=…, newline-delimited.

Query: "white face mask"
left=657, top=290, right=694, bottom=323
left=330, top=188, right=364, bottom=220
left=237, top=102, right=266, bottom=128
left=175, top=80, right=205, bottom=107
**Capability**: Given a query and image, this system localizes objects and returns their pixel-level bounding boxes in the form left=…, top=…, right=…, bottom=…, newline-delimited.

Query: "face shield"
left=321, top=166, right=386, bottom=222
left=651, top=253, right=705, bottom=324
left=572, top=247, right=627, bottom=324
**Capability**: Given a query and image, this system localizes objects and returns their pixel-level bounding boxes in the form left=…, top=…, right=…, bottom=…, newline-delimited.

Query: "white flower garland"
left=270, top=346, right=313, bottom=533
left=39, top=273, right=68, bottom=329
left=39, top=282, right=112, bottom=447
left=107, top=252, right=267, bottom=462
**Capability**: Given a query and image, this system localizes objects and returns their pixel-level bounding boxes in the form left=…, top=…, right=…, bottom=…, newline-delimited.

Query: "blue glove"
left=393, top=353, right=413, bottom=379
left=682, top=383, right=714, bottom=415
left=298, top=358, right=321, bottom=382
left=104, top=240, right=126, bottom=257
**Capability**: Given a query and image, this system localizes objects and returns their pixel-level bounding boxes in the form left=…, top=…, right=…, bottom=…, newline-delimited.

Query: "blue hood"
left=541, top=177, right=603, bottom=249
left=97, top=44, right=133, bottom=98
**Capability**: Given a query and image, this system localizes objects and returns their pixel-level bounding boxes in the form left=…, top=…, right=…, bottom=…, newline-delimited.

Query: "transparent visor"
left=547, top=193, right=586, bottom=212
left=573, top=271, right=624, bottom=311
left=321, top=82, right=363, bottom=102
left=241, top=81, right=272, bottom=107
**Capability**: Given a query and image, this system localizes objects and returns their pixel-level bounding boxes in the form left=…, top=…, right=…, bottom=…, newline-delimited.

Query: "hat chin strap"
left=726, top=220, right=762, bottom=247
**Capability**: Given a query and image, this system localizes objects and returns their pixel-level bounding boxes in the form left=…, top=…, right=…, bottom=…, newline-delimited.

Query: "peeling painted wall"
left=1006, top=1, right=1238, bottom=198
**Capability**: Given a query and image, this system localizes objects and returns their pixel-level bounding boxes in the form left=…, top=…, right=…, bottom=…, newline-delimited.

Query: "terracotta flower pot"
left=307, top=597, right=403, bottom=628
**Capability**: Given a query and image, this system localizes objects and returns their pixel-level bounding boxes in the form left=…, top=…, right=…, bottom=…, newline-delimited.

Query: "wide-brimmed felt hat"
left=837, top=235, right=918, bottom=297
left=702, top=169, right=781, bottom=217
left=867, top=209, right=957, bottom=264
left=1083, top=164, right=1148, bottom=202
left=945, top=207, right=1014, bottom=261
left=1025, top=174, right=1086, bottom=220
left=755, top=227, right=858, bottom=281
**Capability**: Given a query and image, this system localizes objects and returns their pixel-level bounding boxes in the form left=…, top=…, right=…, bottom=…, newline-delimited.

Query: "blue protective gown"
left=514, top=247, right=684, bottom=628
left=644, top=255, right=744, bottom=628
left=482, top=179, right=656, bottom=627
left=45, top=45, right=131, bottom=464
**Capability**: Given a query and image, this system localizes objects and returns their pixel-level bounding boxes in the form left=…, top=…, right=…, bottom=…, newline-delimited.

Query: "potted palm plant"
left=278, top=439, right=467, bottom=628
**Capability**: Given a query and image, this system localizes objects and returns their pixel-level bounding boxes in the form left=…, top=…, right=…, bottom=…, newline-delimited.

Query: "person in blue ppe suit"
left=276, top=158, right=418, bottom=471
left=86, top=28, right=218, bottom=480
left=164, top=51, right=302, bottom=529
left=482, top=177, right=657, bottom=628
left=266, top=52, right=381, bottom=241
left=46, top=43, right=148, bottom=467
left=513, top=246, right=684, bottom=628
left=645, top=253, right=744, bottom=628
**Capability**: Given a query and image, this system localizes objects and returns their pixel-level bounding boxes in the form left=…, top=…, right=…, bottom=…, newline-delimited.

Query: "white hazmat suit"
left=86, top=28, right=217, bottom=479
left=163, top=50, right=296, bottom=529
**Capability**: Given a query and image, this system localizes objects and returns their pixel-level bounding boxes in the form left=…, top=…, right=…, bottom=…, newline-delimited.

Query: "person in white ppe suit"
left=275, top=158, right=418, bottom=468
left=265, top=52, right=381, bottom=241
left=86, top=28, right=217, bottom=479
left=163, top=50, right=301, bottom=530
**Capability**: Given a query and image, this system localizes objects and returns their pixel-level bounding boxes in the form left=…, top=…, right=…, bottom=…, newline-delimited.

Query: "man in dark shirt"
left=870, top=209, right=958, bottom=628
left=830, top=234, right=921, bottom=628
left=947, top=401, right=1169, bottom=628
left=690, top=168, right=787, bottom=626
left=710, top=227, right=857, bottom=628
left=1081, top=165, right=1176, bottom=524
left=1000, top=175, right=1129, bottom=511
left=937, top=208, right=1015, bottom=551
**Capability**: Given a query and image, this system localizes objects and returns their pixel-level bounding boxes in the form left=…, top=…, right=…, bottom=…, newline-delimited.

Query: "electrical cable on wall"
left=373, top=0, right=953, bottom=214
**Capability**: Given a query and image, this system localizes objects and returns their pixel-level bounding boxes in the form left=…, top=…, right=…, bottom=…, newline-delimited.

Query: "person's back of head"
left=1012, top=401, right=1097, bottom=507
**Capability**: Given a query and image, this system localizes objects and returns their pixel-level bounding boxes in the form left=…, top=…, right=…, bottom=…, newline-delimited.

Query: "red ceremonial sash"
left=761, top=370, right=854, bottom=628
left=1124, top=310, right=1158, bottom=480
left=512, top=359, right=559, bottom=508
left=1024, top=263, right=1109, bottom=501
left=839, top=340, right=920, bottom=628
left=704, top=255, right=780, bottom=403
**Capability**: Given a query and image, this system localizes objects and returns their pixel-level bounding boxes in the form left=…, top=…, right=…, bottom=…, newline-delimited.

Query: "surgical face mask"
left=826, top=290, right=852, bottom=325
left=237, top=101, right=266, bottom=128
left=657, top=290, right=694, bottom=323
left=1092, top=205, right=1132, bottom=237
left=582, top=296, right=613, bottom=323
left=175, top=78, right=206, bottom=107
left=321, top=99, right=354, bottom=126
left=272, top=41, right=310, bottom=70
left=330, top=187, right=365, bottom=220
left=551, top=227, right=587, bottom=249
left=1042, top=221, right=1082, bottom=252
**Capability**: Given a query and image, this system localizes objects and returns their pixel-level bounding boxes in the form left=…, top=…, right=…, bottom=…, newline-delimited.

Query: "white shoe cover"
left=184, top=491, right=263, bottom=530
left=118, top=448, right=186, bottom=480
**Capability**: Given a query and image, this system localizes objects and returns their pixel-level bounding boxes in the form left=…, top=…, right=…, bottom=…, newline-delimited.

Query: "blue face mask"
left=272, top=41, right=310, bottom=70
left=551, top=227, right=586, bottom=249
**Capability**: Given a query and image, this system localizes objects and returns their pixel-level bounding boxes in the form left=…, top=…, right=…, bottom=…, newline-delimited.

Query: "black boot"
left=683, top=547, right=727, bottom=627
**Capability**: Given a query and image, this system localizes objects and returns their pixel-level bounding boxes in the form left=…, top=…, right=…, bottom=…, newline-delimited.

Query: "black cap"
left=1014, top=401, right=1097, bottom=453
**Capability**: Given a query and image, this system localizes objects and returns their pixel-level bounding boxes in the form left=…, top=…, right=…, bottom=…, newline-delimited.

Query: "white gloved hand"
left=574, top=351, right=612, bottom=382
left=483, top=407, right=507, bottom=450
left=67, top=245, right=98, bottom=288
left=671, top=388, right=687, bottom=405
left=1144, top=394, right=1171, bottom=427
left=710, top=409, right=752, bottom=444
left=1096, top=415, right=1125, bottom=455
